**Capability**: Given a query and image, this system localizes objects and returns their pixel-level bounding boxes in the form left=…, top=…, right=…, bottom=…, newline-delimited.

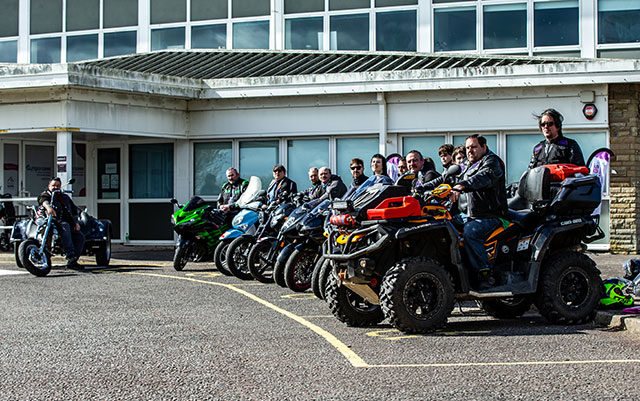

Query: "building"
left=1, top=0, right=639, bottom=251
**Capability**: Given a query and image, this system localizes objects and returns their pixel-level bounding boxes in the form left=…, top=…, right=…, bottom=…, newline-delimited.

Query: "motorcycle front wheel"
left=19, top=239, right=51, bottom=277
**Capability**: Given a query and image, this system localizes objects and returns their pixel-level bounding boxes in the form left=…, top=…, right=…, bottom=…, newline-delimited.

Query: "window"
left=483, top=3, right=527, bottom=49
left=0, top=0, right=18, bottom=38
left=3, top=144, right=19, bottom=196
left=376, top=0, right=417, bottom=6
left=403, top=136, right=446, bottom=171
left=285, top=17, right=323, bottom=50
left=72, top=143, right=87, bottom=197
left=287, top=139, right=329, bottom=191
left=330, top=14, right=369, bottom=51
left=67, top=34, right=98, bottom=62
left=284, top=0, right=324, bottom=14
left=25, top=145, right=54, bottom=197
left=232, top=0, right=270, bottom=18
left=30, top=0, right=63, bottom=34
left=534, top=0, right=579, bottom=47
left=67, top=0, right=100, bottom=31
left=31, top=37, right=61, bottom=63
left=336, top=138, right=378, bottom=183
left=151, top=0, right=186, bottom=24
left=434, top=7, right=476, bottom=52
left=104, top=31, right=137, bottom=57
left=192, top=0, right=228, bottom=21
left=0, top=41, right=17, bottom=63
left=151, top=27, right=185, bottom=50
left=233, top=21, right=269, bottom=49
left=376, top=10, right=417, bottom=51
left=329, top=0, right=369, bottom=11
left=129, top=143, right=174, bottom=199
left=194, top=142, right=232, bottom=196
left=98, top=148, right=120, bottom=200
left=598, top=0, right=640, bottom=44
left=192, top=25, right=227, bottom=49
left=239, top=141, right=279, bottom=190
left=104, top=0, right=139, bottom=28
left=505, top=134, right=539, bottom=184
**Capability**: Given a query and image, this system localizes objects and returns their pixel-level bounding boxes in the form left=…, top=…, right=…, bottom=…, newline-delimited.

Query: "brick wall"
left=608, top=83, right=640, bottom=253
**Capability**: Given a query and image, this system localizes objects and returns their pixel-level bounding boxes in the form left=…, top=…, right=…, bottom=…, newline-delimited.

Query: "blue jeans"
left=463, top=218, right=501, bottom=274
left=56, top=221, right=85, bottom=261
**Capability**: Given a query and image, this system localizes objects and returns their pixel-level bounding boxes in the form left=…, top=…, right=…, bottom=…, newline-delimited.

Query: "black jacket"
left=343, top=174, right=369, bottom=199
left=267, top=177, right=297, bottom=203
left=304, top=181, right=323, bottom=201
left=528, top=135, right=585, bottom=169
left=217, top=177, right=249, bottom=209
left=456, top=151, right=507, bottom=219
left=317, top=174, right=348, bottom=202
left=37, top=190, right=80, bottom=226
left=413, top=167, right=441, bottom=190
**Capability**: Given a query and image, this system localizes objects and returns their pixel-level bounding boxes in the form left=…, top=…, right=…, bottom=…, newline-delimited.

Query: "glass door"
left=97, top=147, right=122, bottom=240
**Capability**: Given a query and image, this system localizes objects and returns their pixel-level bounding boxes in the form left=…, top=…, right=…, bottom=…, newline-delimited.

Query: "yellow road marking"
left=280, top=293, right=317, bottom=300
left=366, top=328, right=492, bottom=341
left=367, top=359, right=640, bottom=369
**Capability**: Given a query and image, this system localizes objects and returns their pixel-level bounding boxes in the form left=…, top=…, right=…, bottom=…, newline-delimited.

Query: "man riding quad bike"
left=324, top=164, right=604, bottom=334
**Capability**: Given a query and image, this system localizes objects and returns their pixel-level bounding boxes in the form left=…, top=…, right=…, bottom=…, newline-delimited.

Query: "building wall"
left=608, top=83, right=640, bottom=253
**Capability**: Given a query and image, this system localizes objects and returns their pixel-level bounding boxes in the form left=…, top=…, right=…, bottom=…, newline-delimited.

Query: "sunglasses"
left=540, top=121, right=555, bottom=128
left=350, top=166, right=363, bottom=170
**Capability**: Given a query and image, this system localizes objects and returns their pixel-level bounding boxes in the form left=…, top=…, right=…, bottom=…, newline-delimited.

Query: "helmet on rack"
left=600, top=278, right=634, bottom=307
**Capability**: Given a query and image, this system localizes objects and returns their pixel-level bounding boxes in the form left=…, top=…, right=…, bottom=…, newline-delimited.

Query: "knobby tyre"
left=325, top=273, right=384, bottom=327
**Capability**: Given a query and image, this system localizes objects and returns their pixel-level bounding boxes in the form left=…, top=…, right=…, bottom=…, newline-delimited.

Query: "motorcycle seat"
left=506, top=208, right=537, bottom=229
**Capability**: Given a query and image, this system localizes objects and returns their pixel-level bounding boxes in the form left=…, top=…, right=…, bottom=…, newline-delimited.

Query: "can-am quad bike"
left=324, top=164, right=605, bottom=333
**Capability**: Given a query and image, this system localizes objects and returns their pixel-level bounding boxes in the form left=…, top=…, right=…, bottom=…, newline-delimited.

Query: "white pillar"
left=377, top=92, right=388, bottom=156
left=581, top=0, right=597, bottom=58
left=56, top=131, right=73, bottom=192
left=175, top=139, right=190, bottom=204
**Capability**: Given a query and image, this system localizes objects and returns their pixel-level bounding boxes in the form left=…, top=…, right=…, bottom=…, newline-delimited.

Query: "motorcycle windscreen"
left=236, top=176, right=263, bottom=208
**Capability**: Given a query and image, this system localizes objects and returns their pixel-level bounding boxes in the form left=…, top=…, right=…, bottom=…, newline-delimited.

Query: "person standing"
left=528, top=108, right=585, bottom=169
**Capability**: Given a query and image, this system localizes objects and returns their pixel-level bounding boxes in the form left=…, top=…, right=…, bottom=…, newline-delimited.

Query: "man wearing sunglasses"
left=528, top=108, right=585, bottom=169
left=342, top=158, right=369, bottom=199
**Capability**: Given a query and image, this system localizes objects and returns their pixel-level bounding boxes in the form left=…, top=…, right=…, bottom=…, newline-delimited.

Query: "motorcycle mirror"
left=170, top=198, right=178, bottom=205
left=67, top=178, right=76, bottom=185
left=444, top=164, right=462, bottom=180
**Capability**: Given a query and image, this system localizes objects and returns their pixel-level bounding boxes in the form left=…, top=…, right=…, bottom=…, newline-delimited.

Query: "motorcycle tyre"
left=213, top=238, right=234, bottom=276
left=284, top=249, right=317, bottom=292
left=14, top=242, right=24, bottom=268
left=96, top=233, right=112, bottom=267
left=19, top=239, right=51, bottom=277
left=247, top=239, right=276, bottom=283
left=226, top=236, right=255, bottom=280
left=311, top=256, right=327, bottom=299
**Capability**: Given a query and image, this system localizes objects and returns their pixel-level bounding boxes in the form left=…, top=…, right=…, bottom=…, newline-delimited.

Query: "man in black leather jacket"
left=406, top=150, right=441, bottom=190
left=450, top=135, right=507, bottom=289
left=217, top=168, right=249, bottom=212
left=528, top=108, right=585, bottom=169
left=317, top=167, right=347, bottom=201
left=304, top=167, right=323, bottom=201
left=343, top=158, right=368, bottom=199
left=266, top=164, right=297, bottom=205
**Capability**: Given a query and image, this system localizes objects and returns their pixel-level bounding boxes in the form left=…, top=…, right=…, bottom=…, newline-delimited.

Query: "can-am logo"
left=560, top=218, right=582, bottom=226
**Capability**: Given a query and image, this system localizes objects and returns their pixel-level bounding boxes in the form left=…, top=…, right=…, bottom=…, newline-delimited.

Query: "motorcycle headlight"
left=239, top=223, right=249, bottom=231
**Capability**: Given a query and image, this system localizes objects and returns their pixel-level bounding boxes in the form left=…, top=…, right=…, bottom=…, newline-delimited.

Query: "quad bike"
left=324, top=164, right=604, bottom=333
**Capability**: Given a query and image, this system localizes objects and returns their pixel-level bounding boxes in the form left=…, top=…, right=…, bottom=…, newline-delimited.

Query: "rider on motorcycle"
left=303, top=167, right=323, bottom=201
left=217, top=168, right=249, bottom=213
left=316, top=167, right=347, bottom=202
left=37, top=177, right=85, bottom=269
left=266, top=165, right=297, bottom=207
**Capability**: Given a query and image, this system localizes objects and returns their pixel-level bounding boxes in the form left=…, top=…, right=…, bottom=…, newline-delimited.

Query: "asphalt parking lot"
left=0, top=247, right=638, bottom=400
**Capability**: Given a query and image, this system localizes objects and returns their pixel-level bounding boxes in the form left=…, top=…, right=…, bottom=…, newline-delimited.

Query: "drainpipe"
left=377, top=92, right=387, bottom=156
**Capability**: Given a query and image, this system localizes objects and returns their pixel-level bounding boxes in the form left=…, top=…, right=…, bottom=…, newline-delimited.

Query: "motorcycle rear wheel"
left=19, top=239, right=51, bottom=277
left=96, top=232, right=112, bottom=267
left=14, top=243, right=24, bottom=268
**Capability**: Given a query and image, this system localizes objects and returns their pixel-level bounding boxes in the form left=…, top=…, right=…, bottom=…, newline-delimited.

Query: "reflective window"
left=3, top=144, right=19, bottom=196
left=25, top=145, right=54, bottom=197
left=285, top=17, right=323, bottom=50
left=0, top=41, right=17, bottom=63
left=232, top=0, right=270, bottom=18
left=104, top=31, right=137, bottom=57
left=330, top=14, right=369, bottom=51
left=129, top=203, right=174, bottom=240
left=151, top=27, right=185, bottom=51
left=194, top=142, right=232, bottom=196
left=67, top=34, right=98, bottom=62
left=193, top=24, right=227, bottom=49
left=98, top=203, right=120, bottom=239
left=104, top=0, right=139, bottom=28
left=72, top=143, right=87, bottom=197
left=483, top=3, right=527, bottom=49
left=31, top=37, right=61, bottom=63
left=0, top=0, right=18, bottom=37
left=129, top=143, right=174, bottom=199
left=376, top=10, right=416, bottom=52
left=402, top=136, right=446, bottom=172
left=329, top=0, right=369, bottom=11
left=534, top=0, right=579, bottom=47
left=233, top=21, right=269, bottom=49
left=239, top=141, right=279, bottom=189
left=598, top=48, right=640, bottom=59
left=30, top=0, right=63, bottom=34
left=287, top=139, right=329, bottom=191
left=98, top=148, right=120, bottom=199
left=151, top=0, right=186, bottom=24
left=285, top=0, right=324, bottom=14
left=434, top=7, right=476, bottom=52
left=598, top=0, right=640, bottom=44
left=192, top=0, right=228, bottom=21
left=67, top=0, right=100, bottom=31
left=505, top=134, right=539, bottom=184
left=433, top=0, right=469, bottom=3
left=376, top=0, right=417, bottom=6
left=336, top=138, right=378, bottom=182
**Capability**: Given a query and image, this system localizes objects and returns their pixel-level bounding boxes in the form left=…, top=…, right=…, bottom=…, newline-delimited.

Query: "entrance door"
left=24, top=144, right=54, bottom=197
left=97, top=148, right=122, bottom=240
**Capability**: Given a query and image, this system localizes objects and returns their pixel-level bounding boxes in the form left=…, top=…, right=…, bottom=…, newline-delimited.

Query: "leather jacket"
left=528, top=135, right=585, bottom=169
left=267, top=177, right=297, bottom=203
left=37, top=190, right=80, bottom=226
left=456, top=151, right=507, bottom=219
left=217, top=177, right=249, bottom=209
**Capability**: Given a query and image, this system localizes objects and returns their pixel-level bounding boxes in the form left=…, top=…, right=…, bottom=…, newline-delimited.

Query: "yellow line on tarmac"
left=367, top=359, right=640, bottom=369
left=126, top=272, right=369, bottom=368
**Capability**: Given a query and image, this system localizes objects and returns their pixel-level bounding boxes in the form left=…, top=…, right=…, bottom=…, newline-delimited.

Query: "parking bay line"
left=123, top=271, right=640, bottom=370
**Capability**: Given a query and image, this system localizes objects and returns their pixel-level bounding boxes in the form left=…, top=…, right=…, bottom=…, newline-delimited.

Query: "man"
left=343, top=158, right=369, bottom=199
left=217, top=168, right=249, bottom=213
left=528, top=108, right=585, bottom=169
left=438, top=144, right=454, bottom=173
left=448, top=135, right=507, bottom=289
left=303, top=167, right=323, bottom=201
left=266, top=164, right=297, bottom=205
left=406, top=150, right=440, bottom=190
left=38, top=177, right=85, bottom=269
left=316, top=166, right=347, bottom=201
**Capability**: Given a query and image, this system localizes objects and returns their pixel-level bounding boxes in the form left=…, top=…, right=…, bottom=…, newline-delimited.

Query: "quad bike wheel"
left=18, top=239, right=51, bottom=277
left=213, top=238, right=234, bottom=276
left=481, top=295, right=533, bottom=319
left=95, top=232, right=112, bottom=267
left=380, top=256, right=455, bottom=334
left=247, top=239, right=276, bottom=283
left=534, top=251, right=602, bottom=325
left=226, top=236, right=255, bottom=280
left=311, top=257, right=329, bottom=299
left=284, top=249, right=317, bottom=292
left=325, top=273, right=384, bottom=327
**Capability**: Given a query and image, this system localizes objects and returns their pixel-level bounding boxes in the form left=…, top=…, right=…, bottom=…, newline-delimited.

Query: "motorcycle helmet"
left=600, top=278, right=634, bottom=307
left=623, top=258, right=640, bottom=281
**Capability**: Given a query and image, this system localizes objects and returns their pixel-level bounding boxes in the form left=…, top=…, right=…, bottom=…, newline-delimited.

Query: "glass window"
left=104, top=31, right=137, bottom=57
left=532, top=50, right=580, bottom=57
left=483, top=3, right=527, bottom=49
left=30, top=0, right=62, bottom=34
left=336, top=137, right=378, bottom=182
left=571, top=133, right=607, bottom=166
left=129, top=203, right=174, bottom=240
left=151, top=27, right=185, bottom=50
left=329, top=0, right=370, bottom=11
left=285, top=0, right=324, bottom=14
left=98, top=203, right=121, bottom=239
left=598, top=48, right=640, bottom=59
left=72, top=143, right=87, bottom=197
left=376, top=0, right=418, bottom=6
left=239, top=141, right=279, bottom=190
left=330, top=14, right=369, bottom=51
left=452, top=134, right=497, bottom=155
left=433, top=0, right=469, bottom=3
left=66, top=0, right=99, bottom=31
left=0, top=41, right=17, bottom=62
left=104, top=0, right=138, bottom=28
left=31, top=37, right=61, bottom=63
left=192, top=24, right=227, bottom=49
left=98, top=148, right=120, bottom=199
left=3, top=144, right=19, bottom=196
left=402, top=136, right=446, bottom=171
left=194, top=142, right=232, bottom=196
left=25, top=145, right=54, bottom=197
left=192, top=0, right=228, bottom=21
left=129, top=143, right=174, bottom=199
left=67, top=34, right=98, bottom=62
left=598, top=0, right=640, bottom=44
left=434, top=7, right=476, bottom=52
left=376, top=10, right=416, bottom=51
left=232, top=0, right=270, bottom=18
left=233, top=21, right=269, bottom=49
left=505, top=134, right=539, bottom=184
left=287, top=139, right=329, bottom=191
left=0, top=0, right=18, bottom=37
left=534, top=0, right=579, bottom=47
left=151, top=0, right=186, bottom=24
left=285, top=17, right=323, bottom=50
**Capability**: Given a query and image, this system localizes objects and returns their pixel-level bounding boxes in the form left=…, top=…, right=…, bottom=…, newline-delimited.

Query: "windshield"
left=236, top=176, right=262, bottom=208
left=348, top=175, right=393, bottom=201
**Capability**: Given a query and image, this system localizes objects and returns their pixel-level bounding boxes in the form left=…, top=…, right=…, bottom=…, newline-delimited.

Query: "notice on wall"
left=110, top=174, right=119, bottom=189
left=101, top=174, right=110, bottom=189
left=105, top=163, right=117, bottom=174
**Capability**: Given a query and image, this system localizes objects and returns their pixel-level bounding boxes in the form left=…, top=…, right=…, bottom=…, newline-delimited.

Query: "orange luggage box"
left=367, top=196, right=421, bottom=220
left=542, top=164, right=590, bottom=181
